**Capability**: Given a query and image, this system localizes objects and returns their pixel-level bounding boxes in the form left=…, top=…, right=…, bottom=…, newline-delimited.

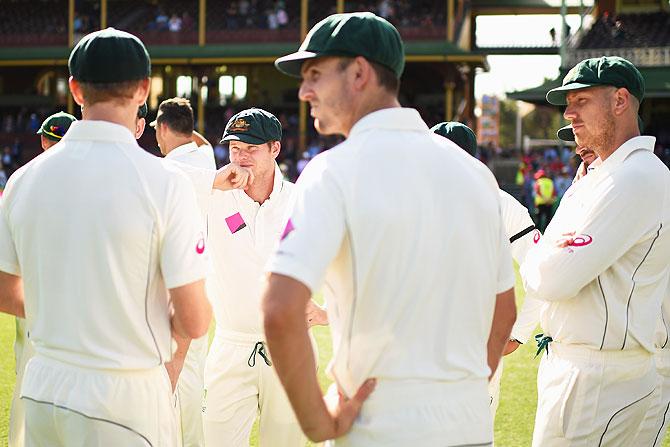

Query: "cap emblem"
left=230, top=118, right=250, bottom=132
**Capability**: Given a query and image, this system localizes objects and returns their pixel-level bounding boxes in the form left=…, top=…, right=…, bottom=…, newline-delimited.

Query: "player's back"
left=288, top=109, right=512, bottom=396
left=3, top=120, right=197, bottom=370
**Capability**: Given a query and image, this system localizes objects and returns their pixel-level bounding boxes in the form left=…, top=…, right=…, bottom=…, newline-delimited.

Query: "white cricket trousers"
left=488, top=359, right=503, bottom=419
left=8, top=317, right=33, bottom=447
left=22, top=355, right=177, bottom=447
left=532, top=342, right=656, bottom=447
left=175, top=334, right=208, bottom=447
left=633, top=348, right=670, bottom=446
left=203, top=329, right=306, bottom=447
left=326, top=378, right=493, bottom=447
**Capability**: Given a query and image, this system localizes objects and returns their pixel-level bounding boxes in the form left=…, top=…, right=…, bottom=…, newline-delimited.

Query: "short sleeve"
left=0, top=196, right=19, bottom=275
left=496, top=205, right=516, bottom=294
left=160, top=172, right=208, bottom=289
left=267, top=156, right=346, bottom=293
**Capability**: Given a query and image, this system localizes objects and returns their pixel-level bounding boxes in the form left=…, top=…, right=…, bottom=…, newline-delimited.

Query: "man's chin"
left=314, top=118, right=326, bottom=135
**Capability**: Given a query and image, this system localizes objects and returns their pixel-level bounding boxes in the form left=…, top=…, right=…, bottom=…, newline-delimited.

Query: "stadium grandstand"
left=0, top=0, right=480, bottom=181
left=0, top=0, right=668, bottom=182
left=509, top=0, right=670, bottom=166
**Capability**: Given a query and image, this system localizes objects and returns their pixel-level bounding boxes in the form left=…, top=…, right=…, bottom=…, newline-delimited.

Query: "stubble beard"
left=575, top=109, right=616, bottom=158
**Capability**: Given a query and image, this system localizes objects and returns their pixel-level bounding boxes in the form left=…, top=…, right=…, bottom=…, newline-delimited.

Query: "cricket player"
left=521, top=56, right=670, bottom=446
left=135, top=102, right=148, bottom=139
left=150, top=96, right=216, bottom=447
left=7, top=110, right=77, bottom=447
left=0, top=28, right=250, bottom=446
left=203, top=107, right=325, bottom=446
left=36, top=111, right=77, bottom=151
left=431, top=121, right=541, bottom=418
left=262, top=12, right=516, bottom=446
left=151, top=97, right=216, bottom=170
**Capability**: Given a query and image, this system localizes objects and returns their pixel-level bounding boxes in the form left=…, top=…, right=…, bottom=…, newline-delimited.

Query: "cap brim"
left=274, top=51, right=319, bottom=77
left=546, top=82, right=597, bottom=105
left=36, top=128, right=43, bottom=135
left=556, top=125, right=575, bottom=142
left=220, top=134, right=268, bottom=145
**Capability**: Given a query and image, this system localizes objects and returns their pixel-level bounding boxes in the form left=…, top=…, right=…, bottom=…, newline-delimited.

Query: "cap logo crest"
left=229, top=118, right=250, bottom=132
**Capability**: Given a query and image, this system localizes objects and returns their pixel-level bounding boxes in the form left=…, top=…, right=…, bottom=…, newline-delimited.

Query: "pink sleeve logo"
left=195, top=233, right=205, bottom=254
left=533, top=230, right=541, bottom=244
left=281, top=219, right=294, bottom=241
left=568, top=234, right=592, bottom=247
left=225, top=212, right=246, bottom=234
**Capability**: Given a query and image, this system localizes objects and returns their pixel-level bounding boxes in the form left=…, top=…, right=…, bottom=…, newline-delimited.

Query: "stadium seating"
left=0, top=0, right=68, bottom=46
left=577, top=12, right=670, bottom=49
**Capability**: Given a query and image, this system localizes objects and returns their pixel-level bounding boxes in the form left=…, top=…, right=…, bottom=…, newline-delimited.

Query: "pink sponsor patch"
left=568, top=234, right=592, bottom=247
left=281, top=219, right=294, bottom=240
left=195, top=236, right=205, bottom=254
left=225, top=212, right=246, bottom=234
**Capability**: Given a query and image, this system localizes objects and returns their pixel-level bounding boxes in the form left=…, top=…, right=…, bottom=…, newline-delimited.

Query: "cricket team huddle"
left=0, top=10, right=669, bottom=447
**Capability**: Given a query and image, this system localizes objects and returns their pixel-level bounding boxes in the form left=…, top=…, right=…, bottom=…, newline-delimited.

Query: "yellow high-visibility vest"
left=535, top=177, right=555, bottom=206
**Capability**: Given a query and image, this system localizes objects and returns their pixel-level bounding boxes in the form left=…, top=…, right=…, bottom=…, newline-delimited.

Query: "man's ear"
left=270, top=140, right=281, bottom=159
left=351, top=56, right=374, bottom=92
left=69, top=77, right=85, bottom=106
left=613, top=87, right=631, bottom=117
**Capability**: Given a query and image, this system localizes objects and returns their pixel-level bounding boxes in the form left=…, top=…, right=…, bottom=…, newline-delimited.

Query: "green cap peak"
left=275, top=12, right=405, bottom=79
left=546, top=56, right=644, bottom=106
left=430, top=121, right=477, bottom=157
left=220, top=108, right=282, bottom=145
left=36, top=112, right=77, bottom=142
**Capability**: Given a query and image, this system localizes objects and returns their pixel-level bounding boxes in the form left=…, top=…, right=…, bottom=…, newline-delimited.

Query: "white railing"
left=567, top=47, right=670, bottom=67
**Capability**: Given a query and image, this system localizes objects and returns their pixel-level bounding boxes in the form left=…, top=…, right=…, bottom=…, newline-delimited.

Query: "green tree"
left=522, top=105, right=564, bottom=140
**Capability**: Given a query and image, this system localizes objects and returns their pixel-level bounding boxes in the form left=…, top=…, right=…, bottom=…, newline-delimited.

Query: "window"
left=234, top=76, right=247, bottom=100
left=176, top=75, right=193, bottom=98
left=150, top=76, right=164, bottom=110
left=218, top=75, right=248, bottom=105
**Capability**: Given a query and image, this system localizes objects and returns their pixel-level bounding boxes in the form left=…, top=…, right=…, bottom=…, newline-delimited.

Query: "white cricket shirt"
left=208, top=165, right=293, bottom=335
left=521, top=136, right=670, bottom=352
left=166, top=142, right=216, bottom=224
left=0, top=120, right=207, bottom=370
left=268, top=108, right=515, bottom=397
left=498, top=190, right=544, bottom=344
left=166, top=141, right=216, bottom=170
left=655, top=279, right=670, bottom=350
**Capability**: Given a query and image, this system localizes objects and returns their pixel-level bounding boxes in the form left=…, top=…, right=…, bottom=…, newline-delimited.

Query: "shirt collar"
left=166, top=141, right=199, bottom=159
left=61, top=120, right=138, bottom=147
left=598, top=135, right=656, bottom=173
left=348, top=107, right=429, bottom=138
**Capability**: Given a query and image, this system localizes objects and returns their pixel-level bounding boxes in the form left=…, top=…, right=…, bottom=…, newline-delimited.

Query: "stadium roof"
left=473, top=0, right=595, bottom=14
left=508, top=66, right=670, bottom=103
left=0, top=41, right=486, bottom=66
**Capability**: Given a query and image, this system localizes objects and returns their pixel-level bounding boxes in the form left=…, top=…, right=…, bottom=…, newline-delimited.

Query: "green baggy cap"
left=546, top=56, right=644, bottom=106
left=69, top=28, right=151, bottom=83
left=220, top=108, right=282, bottom=145
left=275, top=12, right=405, bottom=79
left=430, top=121, right=478, bottom=157
left=36, top=112, right=77, bottom=142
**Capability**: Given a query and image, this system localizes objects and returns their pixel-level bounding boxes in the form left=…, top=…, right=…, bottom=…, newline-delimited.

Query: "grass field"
left=1, top=277, right=669, bottom=446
